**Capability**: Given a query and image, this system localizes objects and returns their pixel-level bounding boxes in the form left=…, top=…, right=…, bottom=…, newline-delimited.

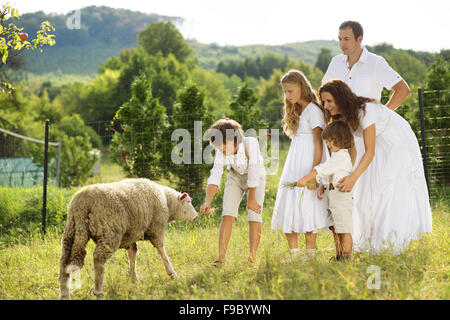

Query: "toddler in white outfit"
left=297, top=120, right=354, bottom=262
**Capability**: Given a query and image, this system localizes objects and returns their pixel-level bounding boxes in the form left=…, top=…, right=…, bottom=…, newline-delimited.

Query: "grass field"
left=0, top=148, right=448, bottom=300
left=0, top=200, right=448, bottom=300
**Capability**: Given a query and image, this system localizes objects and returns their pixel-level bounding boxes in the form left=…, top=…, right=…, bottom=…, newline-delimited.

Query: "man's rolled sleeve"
left=376, top=57, right=403, bottom=90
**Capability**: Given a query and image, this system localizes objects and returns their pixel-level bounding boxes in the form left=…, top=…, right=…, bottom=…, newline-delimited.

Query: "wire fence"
left=418, top=89, right=449, bottom=198
left=0, top=127, right=61, bottom=188
left=0, top=89, right=448, bottom=200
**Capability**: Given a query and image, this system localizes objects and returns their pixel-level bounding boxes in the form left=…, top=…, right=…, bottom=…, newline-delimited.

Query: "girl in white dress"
left=319, top=80, right=433, bottom=254
left=271, top=70, right=331, bottom=260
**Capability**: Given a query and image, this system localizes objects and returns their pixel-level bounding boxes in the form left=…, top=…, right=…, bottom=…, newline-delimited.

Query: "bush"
left=0, top=186, right=74, bottom=243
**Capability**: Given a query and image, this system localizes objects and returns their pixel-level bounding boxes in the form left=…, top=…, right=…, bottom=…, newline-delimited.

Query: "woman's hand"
left=200, top=201, right=211, bottom=214
left=296, top=177, right=308, bottom=187
left=317, top=185, right=325, bottom=200
left=297, top=178, right=317, bottom=190
left=246, top=199, right=262, bottom=214
left=306, top=181, right=319, bottom=190
left=338, top=174, right=357, bottom=192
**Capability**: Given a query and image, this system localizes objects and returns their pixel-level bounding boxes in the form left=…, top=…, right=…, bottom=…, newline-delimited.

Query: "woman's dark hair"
left=318, top=80, right=375, bottom=131
left=322, top=120, right=353, bottom=149
left=207, top=118, right=244, bottom=148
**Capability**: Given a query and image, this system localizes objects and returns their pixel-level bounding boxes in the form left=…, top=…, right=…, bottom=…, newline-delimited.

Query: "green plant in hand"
left=281, top=180, right=317, bottom=203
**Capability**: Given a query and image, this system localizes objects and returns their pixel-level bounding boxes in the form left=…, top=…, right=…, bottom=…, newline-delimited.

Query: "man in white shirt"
left=322, top=21, right=410, bottom=110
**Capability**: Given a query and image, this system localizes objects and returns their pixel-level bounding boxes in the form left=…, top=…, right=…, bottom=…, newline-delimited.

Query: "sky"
left=10, top=0, right=450, bottom=52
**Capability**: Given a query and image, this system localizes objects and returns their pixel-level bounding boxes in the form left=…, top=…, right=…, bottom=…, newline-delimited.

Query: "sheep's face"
left=177, top=192, right=198, bottom=222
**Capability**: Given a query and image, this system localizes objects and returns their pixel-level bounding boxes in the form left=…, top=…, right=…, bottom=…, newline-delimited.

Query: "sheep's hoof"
left=88, top=286, right=104, bottom=298
left=59, top=291, right=70, bottom=300
left=169, top=272, right=179, bottom=279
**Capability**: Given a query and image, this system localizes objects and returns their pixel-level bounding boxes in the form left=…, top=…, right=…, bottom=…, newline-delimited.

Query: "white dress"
left=271, top=103, right=331, bottom=233
left=352, top=102, right=433, bottom=254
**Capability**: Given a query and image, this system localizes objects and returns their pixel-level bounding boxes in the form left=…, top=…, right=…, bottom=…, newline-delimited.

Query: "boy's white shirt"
left=207, top=136, right=265, bottom=188
left=314, top=149, right=353, bottom=185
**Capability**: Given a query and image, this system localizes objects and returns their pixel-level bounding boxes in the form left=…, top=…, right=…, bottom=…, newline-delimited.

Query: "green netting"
left=0, top=158, right=44, bottom=187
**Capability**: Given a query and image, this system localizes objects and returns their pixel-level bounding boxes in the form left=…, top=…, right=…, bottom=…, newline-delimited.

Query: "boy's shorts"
left=325, top=188, right=353, bottom=234
left=222, top=169, right=265, bottom=223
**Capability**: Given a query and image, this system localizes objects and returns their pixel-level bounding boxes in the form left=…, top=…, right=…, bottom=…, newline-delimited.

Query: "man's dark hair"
left=339, top=21, right=363, bottom=40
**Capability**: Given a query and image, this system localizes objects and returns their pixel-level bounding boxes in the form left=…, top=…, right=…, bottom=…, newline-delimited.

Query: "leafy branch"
left=0, top=2, right=56, bottom=93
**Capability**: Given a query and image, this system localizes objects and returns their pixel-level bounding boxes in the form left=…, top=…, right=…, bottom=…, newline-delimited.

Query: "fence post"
left=418, top=88, right=430, bottom=196
left=42, top=120, right=49, bottom=236
left=55, top=139, right=62, bottom=188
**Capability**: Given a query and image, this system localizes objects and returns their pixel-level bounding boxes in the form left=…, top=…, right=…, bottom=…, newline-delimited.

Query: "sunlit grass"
left=0, top=201, right=447, bottom=300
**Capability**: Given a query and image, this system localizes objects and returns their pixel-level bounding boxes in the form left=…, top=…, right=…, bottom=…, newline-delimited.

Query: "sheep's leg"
left=59, top=269, right=71, bottom=299
left=93, top=240, right=117, bottom=298
left=146, top=228, right=178, bottom=279
left=155, top=245, right=178, bottom=279
left=127, top=243, right=138, bottom=281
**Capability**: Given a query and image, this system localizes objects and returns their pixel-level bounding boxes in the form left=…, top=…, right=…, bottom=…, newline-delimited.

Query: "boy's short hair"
left=207, top=118, right=244, bottom=148
left=339, top=20, right=363, bottom=40
left=322, top=120, right=353, bottom=149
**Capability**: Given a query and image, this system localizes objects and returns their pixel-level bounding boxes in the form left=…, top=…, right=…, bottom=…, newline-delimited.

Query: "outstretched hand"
left=200, top=202, right=211, bottom=215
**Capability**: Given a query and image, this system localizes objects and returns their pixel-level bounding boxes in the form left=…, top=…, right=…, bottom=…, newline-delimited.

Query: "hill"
left=8, top=6, right=341, bottom=76
left=7, top=6, right=444, bottom=78
left=188, top=39, right=341, bottom=70
left=9, top=6, right=183, bottom=76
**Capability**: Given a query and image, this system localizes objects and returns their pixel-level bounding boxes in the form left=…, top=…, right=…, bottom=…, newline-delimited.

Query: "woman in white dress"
left=271, top=70, right=331, bottom=261
left=318, top=80, right=433, bottom=254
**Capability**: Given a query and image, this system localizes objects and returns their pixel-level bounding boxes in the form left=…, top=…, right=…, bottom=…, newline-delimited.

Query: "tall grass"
left=0, top=201, right=447, bottom=300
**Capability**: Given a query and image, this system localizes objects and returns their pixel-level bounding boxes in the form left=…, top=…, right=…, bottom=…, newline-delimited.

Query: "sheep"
left=59, top=178, right=198, bottom=299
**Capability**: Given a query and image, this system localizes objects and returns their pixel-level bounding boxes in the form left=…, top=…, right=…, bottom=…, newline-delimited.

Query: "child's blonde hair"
left=281, top=70, right=322, bottom=138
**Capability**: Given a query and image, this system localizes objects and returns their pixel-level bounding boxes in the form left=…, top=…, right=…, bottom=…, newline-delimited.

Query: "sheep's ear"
left=178, top=192, right=188, bottom=201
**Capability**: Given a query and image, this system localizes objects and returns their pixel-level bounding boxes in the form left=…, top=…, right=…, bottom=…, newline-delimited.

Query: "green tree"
left=169, top=85, right=213, bottom=196
left=258, top=69, right=284, bottom=129
left=229, top=83, right=267, bottom=133
left=190, top=67, right=232, bottom=117
left=110, top=74, right=169, bottom=180
left=385, top=50, right=427, bottom=86
left=137, top=21, right=193, bottom=63
left=0, top=3, right=55, bottom=93
left=113, top=49, right=190, bottom=115
left=57, top=134, right=99, bottom=187
left=81, top=69, right=121, bottom=123
left=315, top=48, right=332, bottom=73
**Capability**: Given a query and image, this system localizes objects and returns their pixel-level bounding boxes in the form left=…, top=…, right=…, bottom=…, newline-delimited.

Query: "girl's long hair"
left=281, top=70, right=323, bottom=138
left=318, top=80, right=375, bottom=131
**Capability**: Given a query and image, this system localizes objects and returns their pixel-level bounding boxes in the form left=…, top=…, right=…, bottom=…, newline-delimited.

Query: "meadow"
left=0, top=148, right=448, bottom=300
